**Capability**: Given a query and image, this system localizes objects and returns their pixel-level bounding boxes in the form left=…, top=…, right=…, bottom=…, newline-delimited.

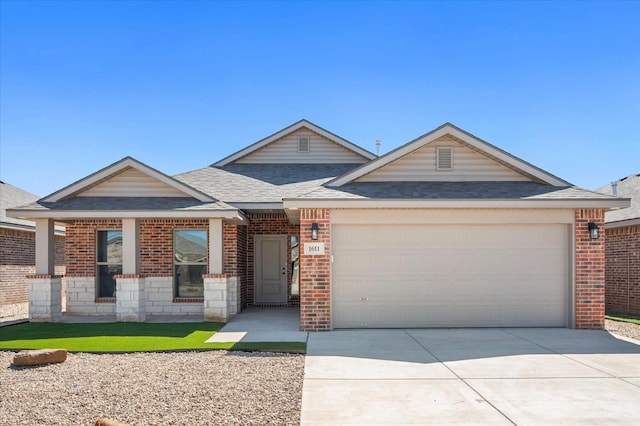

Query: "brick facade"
left=605, top=224, right=640, bottom=316
left=223, top=224, right=248, bottom=307
left=0, top=227, right=65, bottom=318
left=299, top=208, right=331, bottom=331
left=574, top=208, right=606, bottom=329
left=246, top=213, right=299, bottom=307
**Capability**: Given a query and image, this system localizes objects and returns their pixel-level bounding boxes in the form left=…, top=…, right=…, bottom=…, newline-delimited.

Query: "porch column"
left=121, top=218, right=139, bottom=274
left=209, top=219, right=223, bottom=274
left=116, top=219, right=144, bottom=321
left=29, top=219, right=62, bottom=321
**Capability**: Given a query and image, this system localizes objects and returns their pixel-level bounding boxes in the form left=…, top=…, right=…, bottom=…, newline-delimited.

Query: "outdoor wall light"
left=311, top=222, right=319, bottom=240
left=587, top=222, right=600, bottom=240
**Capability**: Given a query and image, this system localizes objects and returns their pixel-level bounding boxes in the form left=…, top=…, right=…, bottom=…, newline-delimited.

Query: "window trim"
left=173, top=229, right=208, bottom=300
left=96, top=229, right=123, bottom=299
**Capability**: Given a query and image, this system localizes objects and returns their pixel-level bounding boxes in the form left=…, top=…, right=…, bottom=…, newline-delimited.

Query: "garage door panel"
left=332, top=224, right=569, bottom=328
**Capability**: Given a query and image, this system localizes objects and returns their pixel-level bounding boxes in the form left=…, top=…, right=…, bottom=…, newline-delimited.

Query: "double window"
left=174, top=230, right=207, bottom=298
left=96, top=230, right=123, bottom=298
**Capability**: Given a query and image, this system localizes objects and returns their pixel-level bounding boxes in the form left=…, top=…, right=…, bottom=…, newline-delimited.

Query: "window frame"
left=173, top=229, right=208, bottom=299
left=95, top=229, right=123, bottom=299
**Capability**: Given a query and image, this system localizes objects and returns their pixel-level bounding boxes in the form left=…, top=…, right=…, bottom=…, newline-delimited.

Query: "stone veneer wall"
left=605, top=224, right=640, bottom=316
left=575, top=208, right=606, bottom=329
left=299, top=208, right=331, bottom=331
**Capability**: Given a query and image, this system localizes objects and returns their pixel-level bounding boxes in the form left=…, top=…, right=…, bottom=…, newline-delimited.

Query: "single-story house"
left=598, top=174, right=640, bottom=316
left=7, top=120, right=629, bottom=330
left=1, top=182, right=65, bottom=320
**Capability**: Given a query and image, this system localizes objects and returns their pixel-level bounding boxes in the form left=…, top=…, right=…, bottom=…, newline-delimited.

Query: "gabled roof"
left=0, top=181, right=39, bottom=229
left=597, top=173, right=640, bottom=226
left=42, top=157, right=215, bottom=203
left=328, top=123, right=571, bottom=187
left=213, top=119, right=376, bottom=166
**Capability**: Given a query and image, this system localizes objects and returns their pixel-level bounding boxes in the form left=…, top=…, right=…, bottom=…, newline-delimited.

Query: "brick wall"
left=575, top=208, right=606, bottom=329
left=0, top=227, right=65, bottom=312
left=299, top=208, right=331, bottom=331
left=246, top=213, right=299, bottom=307
left=223, top=224, right=248, bottom=307
left=66, top=219, right=121, bottom=277
left=605, top=224, right=640, bottom=316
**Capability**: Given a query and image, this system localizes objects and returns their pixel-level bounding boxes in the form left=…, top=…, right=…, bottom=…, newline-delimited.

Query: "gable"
left=235, top=127, right=369, bottom=164
left=78, top=167, right=189, bottom=197
left=356, top=135, right=530, bottom=182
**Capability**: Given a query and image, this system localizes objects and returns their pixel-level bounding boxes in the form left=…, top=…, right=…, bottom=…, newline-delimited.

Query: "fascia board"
left=283, top=198, right=631, bottom=210
left=213, top=119, right=375, bottom=166
left=6, top=208, right=248, bottom=223
left=329, top=123, right=570, bottom=187
left=229, top=202, right=284, bottom=210
left=605, top=217, right=640, bottom=228
left=43, top=157, right=214, bottom=203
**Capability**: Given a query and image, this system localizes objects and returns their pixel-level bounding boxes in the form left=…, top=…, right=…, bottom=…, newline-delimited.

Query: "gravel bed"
left=605, top=318, right=640, bottom=341
left=0, top=350, right=305, bottom=425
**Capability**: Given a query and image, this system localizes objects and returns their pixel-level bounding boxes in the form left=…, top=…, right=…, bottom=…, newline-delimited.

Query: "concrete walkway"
left=207, top=307, right=308, bottom=343
left=302, top=328, right=640, bottom=425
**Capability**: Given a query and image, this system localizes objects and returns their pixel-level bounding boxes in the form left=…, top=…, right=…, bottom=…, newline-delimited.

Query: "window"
left=96, top=230, right=122, bottom=298
left=174, top=230, right=207, bottom=298
left=297, top=136, right=310, bottom=153
left=436, top=146, right=453, bottom=171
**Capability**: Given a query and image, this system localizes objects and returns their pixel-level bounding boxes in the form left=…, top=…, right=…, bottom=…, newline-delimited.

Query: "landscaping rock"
left=95, top=418, right=129, bottom=426
left=12, top=349, right=67, bottom=366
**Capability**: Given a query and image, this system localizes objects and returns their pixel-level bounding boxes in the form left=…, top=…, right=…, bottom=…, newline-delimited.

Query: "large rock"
left=95, top=418, right=129, bottom=426
left=12, top=349, right=67, bottom=366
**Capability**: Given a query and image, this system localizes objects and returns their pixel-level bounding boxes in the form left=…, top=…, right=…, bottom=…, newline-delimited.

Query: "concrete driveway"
left=301, top=328, right=640, bottom=425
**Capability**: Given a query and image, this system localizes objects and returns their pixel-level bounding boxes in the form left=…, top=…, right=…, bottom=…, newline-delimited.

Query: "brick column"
left=299, top=208, right=331, bottom=331
left=575, top=208, right=605, bottom=329
left=115, top=275, right=145, bottom=322
left=27, top=275, right=63, bottom=322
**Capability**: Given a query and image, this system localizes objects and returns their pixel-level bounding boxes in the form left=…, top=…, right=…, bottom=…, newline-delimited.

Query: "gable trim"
left=328, top=123, right=571, bottom=187
left=213, top=119, right=376, bottom=166
left=42, top=157, right=215, bottom=203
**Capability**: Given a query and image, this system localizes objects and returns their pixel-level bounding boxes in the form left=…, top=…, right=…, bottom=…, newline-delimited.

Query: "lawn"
left=0, top=322, right=305, bottom=353
left=606, top=314, right=640, bottom=325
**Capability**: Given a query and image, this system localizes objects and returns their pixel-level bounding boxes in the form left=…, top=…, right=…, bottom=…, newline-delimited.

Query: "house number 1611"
left=304, top=242, right=325, bottom=255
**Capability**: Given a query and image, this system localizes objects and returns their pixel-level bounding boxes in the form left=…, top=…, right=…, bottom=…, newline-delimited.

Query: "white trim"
left=7, top=209, right=249, bottom=223
left=121, top=219, right=139, bottom=275
left=283, top=198, right=631, bottom=209
left=328, top=123, right=570, bottom=187
left=42, top=157, right=215, bottom=203
left=213, top=119, right=376, bottom=166
left=229, top=202, right=284, bottom=210
left=605, top=217, right=640, bottom=229
left=35, top=219, right=55, bottom=275
left=209, top=219, right=223, bottom=274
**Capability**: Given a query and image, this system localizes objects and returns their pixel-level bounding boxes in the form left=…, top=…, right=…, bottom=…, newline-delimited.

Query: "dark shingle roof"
left=174, top=164, right=360, bottom=203
left=16, top=197, right=235, bottom=212
left=298, top=181, right=614, bottom=200
left=597, top=174, right=640, bottom=223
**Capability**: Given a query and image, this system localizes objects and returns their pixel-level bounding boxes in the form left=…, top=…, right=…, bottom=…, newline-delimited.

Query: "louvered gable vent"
left=298, top=136, right=310, bottom=153
left=436, top=146, right=453, bottom=171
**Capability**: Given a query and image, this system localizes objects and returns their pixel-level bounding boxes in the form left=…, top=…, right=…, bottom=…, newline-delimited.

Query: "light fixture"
left=587, top=222, right=599, bottom=239
left=311, top=222, right=319, bottom=240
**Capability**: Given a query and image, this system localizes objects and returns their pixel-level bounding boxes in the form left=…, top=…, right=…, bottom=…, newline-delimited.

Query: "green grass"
left=606, top=314, right=640, bottom=325
left=0, top=322, right=305, bottom=353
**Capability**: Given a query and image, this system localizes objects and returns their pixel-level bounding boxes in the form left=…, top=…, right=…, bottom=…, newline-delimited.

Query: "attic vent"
left=297, top=136, right=310, bottom=153
left=436, top=147, right=453, bottom=171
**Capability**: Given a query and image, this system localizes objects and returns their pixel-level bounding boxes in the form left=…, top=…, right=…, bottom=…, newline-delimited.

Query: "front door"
left=255, top=235, right=288, bottom=304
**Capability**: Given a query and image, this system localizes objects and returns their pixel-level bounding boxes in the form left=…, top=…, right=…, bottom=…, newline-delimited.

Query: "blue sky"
left=1, top=0, right=638, bottom=197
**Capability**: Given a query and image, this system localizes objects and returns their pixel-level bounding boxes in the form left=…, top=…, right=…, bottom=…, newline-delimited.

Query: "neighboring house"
left=7, top=120, right=628, bottom=329
left=598, top=174, right=640, bottom=316
left=0, top=182, right=65, bottom=320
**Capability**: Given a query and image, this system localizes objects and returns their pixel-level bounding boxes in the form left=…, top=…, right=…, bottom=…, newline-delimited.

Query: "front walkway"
left=302, top=328, right=640, bottom=425
left=207, top=307, right=307, bottom=343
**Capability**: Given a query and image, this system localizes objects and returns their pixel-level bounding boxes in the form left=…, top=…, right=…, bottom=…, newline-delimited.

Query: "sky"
left=1, top=0, right=638, bottom=197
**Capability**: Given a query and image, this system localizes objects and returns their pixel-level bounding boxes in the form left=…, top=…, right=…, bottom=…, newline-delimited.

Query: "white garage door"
left=332, top=224, right=569, bottom=328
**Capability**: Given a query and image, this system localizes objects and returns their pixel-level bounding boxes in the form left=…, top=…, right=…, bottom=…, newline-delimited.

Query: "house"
left=0, top=182, right=65, bottom=320
left=7, top=120, right=629, bottom=329
left=598, top=174, right=640, bottom=316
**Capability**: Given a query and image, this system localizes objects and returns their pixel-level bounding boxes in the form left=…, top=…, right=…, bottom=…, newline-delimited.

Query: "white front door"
left=255, top=235, right=288, bottom=304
